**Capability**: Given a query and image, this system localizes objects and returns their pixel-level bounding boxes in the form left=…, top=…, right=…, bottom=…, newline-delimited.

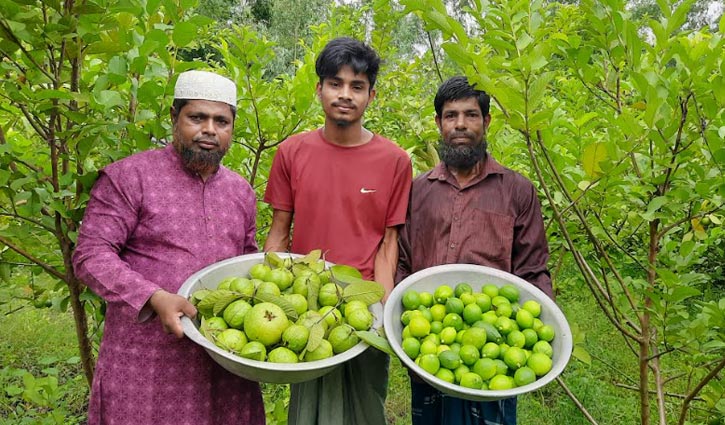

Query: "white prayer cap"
left=174, top=70, right=237, bottom=106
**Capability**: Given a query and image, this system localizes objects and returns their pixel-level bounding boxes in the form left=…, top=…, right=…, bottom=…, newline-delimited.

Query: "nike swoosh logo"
left=360, top=188, right=377, bottom=194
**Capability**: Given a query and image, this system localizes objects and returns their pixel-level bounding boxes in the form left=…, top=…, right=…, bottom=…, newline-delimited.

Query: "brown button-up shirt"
left=396, top=156, right=553, bottom=298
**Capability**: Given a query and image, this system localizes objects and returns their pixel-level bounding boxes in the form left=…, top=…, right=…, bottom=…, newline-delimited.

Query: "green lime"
left=454, top=364, right=470, bottom=383
left=522, top=300, right=542, bottom=318
left=419, top=353, right=441, bottom=375
left=537, top=324, right=556, bottom=342
left=445, top=297, right=465, bottom=315
left=462, top=303, right=483, bottom=325
left=442, top=313, right=464, bottom=331
left=402, top=290, right=422, bottom=310
left=514, top=366, right=537, bottom=387
left=430, top=304, right=447, bottom=322
left=503, top=346, right=527, bottom=370
left=499, top=284, right=520, bottom=303
left=459, top=344, right=480, bottom=366
left=435, top=368, right=456, bottom=383
left=481, top=284, right=499, bottom=299
left=419, top=291, right=434, bottom=307
left=402, top=337, right=421, bottom=359
left=434, top=285, right=454, bottom=304
left=527, top=352, right=553, bottom=376
left=438, top=350, right=462, bottom=370
left=475, top=293, right=492, bottom=312
left=420, top=339, right=438, bottom=355
left=460, top=327, right=487, bottom=350
left=459, top=372, right=484, bottom=389
left=532, top=340, right=553, bottom=358
left=506, top=330, right=526, bottom=348
left=430, top=320, right=444, bottom=335
left=454, top=282, right=473, bottom=297
left=480, top=342, right=501, bottom=359
left=488, top=374, right=515, bottom=390
left=472, top=357, right=497, bottom=380
left=522, top=328, right=539, bottom=348
left=440, top=326, right=457, bottom=344
left=516, top=309, right=535, bottom=329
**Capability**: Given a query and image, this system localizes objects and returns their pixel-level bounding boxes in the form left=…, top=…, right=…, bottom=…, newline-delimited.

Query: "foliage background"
left=1, top=0, right=724, bottom=424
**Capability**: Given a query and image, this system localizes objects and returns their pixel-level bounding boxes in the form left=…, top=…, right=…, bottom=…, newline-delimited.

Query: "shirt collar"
left=427, top=155, right=506, bottom=187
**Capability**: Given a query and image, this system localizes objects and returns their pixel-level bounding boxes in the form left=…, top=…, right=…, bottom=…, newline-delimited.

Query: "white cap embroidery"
left=174, top=70, right=237, bottom=106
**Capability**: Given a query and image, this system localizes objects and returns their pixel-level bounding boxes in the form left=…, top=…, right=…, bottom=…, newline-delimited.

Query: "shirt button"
left=450, top=243, right=455, bottom=249
left=453, top=216, right=459, bottom=221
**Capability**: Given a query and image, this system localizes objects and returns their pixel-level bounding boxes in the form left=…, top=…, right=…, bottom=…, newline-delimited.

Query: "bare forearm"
left=263, top=209, right=293, bottom=252
left=374, top=227, right=399, bottom=302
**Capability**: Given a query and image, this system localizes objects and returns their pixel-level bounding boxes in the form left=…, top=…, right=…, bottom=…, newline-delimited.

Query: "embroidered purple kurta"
left=73, top=145, right=264, bottom=425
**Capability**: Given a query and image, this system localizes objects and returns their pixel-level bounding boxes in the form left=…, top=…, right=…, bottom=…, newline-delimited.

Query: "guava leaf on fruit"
left=197, top=290, right=239, bottom=318
left=330, top=264, right=363, bottom=283
left=294, top=249, right=321, bottom=265
left=307, top=278, right=321, bottom=312
left=292, top=264, right=311, bottom=277
left=253, top=293, right=299, bottom=321
left=190, top=289, right=211, bottom=305
left=265, top=252, right=285, bottom=269
left=343, top=281, right=384, bottom=305
left=199, top=317, right=220, bottom=341
left=356, top=330, right=395, bottom=356
left=304, top=323, right=325, bottom=353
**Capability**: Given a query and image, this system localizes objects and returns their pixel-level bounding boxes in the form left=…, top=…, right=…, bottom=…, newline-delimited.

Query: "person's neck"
left=322, top=121, right=372, bottom=147
left=448, top=159, right=485, bottom=188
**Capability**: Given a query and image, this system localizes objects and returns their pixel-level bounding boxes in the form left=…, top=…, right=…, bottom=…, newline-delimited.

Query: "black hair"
left=434, top=76, right=490, bottom=118
left=315, top=37, right=381, bottom=90
left=171, top=98, right=237, bottom=120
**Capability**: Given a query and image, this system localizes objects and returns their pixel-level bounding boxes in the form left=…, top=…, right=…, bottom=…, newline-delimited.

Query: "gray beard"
left=437, top=138, right=487, bottom=170
left=178, top=145, right=225, bottom=176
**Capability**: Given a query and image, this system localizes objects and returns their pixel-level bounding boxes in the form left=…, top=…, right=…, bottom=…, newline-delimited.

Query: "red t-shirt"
left=264, top=129, right=412, bottom=279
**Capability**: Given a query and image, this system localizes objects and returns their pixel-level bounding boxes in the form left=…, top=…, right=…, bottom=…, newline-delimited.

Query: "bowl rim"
left=384, top=263, right=573, bottom=401
left=178, top=252, right=381, bottom=379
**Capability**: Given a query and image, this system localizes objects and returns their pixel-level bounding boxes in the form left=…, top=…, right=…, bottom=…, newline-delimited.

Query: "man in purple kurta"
left=73, top=70, right=265, bottom=425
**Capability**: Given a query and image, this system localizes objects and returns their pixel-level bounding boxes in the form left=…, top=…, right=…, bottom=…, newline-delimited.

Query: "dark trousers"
left=411, top=379, right=517, bottom=425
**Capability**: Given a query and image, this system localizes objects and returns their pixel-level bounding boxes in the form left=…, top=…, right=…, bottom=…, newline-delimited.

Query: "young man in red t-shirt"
left=264, top=37, right=412, bottom=425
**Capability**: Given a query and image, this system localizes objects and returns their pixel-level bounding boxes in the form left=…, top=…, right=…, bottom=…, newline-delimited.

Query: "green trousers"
left=287, top=348, right=389, bottom=425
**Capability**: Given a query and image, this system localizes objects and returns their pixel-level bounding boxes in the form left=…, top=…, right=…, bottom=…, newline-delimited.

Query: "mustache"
left=332, top=101, right=355, bottom=108
left=193, top=137, right=219, bottom=146
left=449, top=131, right=476, bottom=140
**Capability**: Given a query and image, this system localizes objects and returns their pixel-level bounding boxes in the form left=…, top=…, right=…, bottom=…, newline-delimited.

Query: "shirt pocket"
left=464, top=208, right=514, bottom=263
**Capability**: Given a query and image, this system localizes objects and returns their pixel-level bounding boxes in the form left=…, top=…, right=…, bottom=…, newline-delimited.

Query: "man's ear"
left=368, top=88, right=376, bottom=105
left=170, top=106, right=178, bottom=124
left=435, top=115, right=442, bottom=131
left=483, top=114, right=492, bottom=131
left=315, top=82, right=322, bottom=99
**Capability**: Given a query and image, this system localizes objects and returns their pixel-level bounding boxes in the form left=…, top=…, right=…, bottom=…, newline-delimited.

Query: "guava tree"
left=403, top=0, right=725, bottom=423
left=0, top=0, right=218, bottom=385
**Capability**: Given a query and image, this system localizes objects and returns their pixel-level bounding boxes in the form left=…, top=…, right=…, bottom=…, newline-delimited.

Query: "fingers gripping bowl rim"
left=383, top=264, right=572, bottom=401
left=177, top=252, right=383, bottom=384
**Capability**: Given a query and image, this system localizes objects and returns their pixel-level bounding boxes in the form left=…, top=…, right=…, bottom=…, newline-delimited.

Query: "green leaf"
left=304, top=323, right=325, bottom=353
left=172, top=21, right=196, bottom=47
left=342, top=281, right=384, bottom=305
left=666, top=286, right=701, bottom=304
left=196, top=289, right=238, bottom=318
left=307, top=278, right=321, bottom=312
left=442, top=42, right=472, bottom=65
left=293, top=249, right=321, bottom=265
left=356, top=330, right=395, bottom=356
left=330, top=264, right=364, bottom=287
left=265, top=252, right=284, bottom=268
left=581, top=142, right=606, bottom=178
left=572, top=345, right=592, bottom=365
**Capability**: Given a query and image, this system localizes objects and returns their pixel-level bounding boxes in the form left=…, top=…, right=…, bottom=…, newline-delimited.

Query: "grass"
left=0, top=283, right=719, bottom=424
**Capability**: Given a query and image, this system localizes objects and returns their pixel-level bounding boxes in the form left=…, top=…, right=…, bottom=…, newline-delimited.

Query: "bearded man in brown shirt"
left=396, top=76, right=553, bottom=425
